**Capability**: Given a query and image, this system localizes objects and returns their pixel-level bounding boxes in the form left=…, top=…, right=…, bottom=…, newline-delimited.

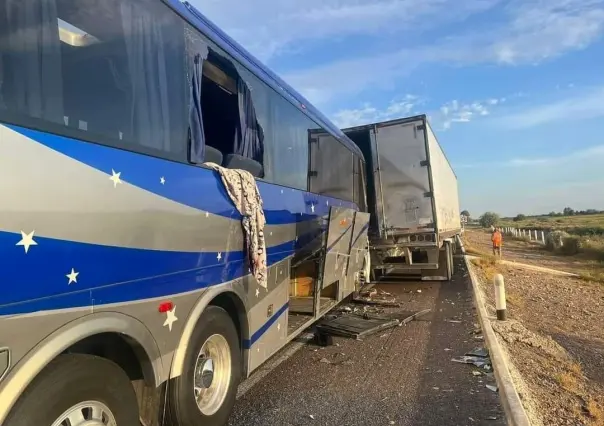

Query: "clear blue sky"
left=193, top=0, right=604, bottom=217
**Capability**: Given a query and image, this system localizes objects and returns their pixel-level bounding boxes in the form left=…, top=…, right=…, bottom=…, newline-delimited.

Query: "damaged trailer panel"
left=342, top=115, right=461, bottom=281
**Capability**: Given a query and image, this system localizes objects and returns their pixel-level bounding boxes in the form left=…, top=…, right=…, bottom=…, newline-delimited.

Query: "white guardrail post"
left=494, top=274, right=507, bottom=321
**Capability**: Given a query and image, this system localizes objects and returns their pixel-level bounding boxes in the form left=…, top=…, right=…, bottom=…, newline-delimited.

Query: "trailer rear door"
left=374, top=119, right=435, bottom=234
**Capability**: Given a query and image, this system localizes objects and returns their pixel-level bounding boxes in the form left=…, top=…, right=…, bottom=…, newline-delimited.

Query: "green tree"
left=563, top=207, right=575, bottom=216
left=460, top=210, right=471, bottom=218
left=513, top=214, right=526, bottom=222
left=479, top=212, right=500, bottom=228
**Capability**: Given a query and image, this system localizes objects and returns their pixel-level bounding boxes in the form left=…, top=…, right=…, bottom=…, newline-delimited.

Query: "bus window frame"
left=0, top=0, right=365, bottom=201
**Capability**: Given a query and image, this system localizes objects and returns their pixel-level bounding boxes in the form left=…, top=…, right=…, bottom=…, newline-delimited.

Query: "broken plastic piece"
left=466, top=347, right=489, bottom=358
left=486, top=384, right=498, bottom=392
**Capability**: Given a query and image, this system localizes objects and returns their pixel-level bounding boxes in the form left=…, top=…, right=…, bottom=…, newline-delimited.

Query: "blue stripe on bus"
left=243, top=301, right=290, bottom=349
left=0, top=231, right=294, bottom=315
left=8, top=125, right=357, bottom=224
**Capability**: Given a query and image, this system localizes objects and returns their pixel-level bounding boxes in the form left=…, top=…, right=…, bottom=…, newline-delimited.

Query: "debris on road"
left=466, top=347, right=489, bottom=358
left=486, top=385, right=498, bottom=392
left=314, top=332, right=334, bottom=347
left=316, top=313, right=400, bottom=339
left=352, top=288, right=400, bottom=307
left=451, top=347, right=493, bottom=371
left=315, top=309, right=432, bottom=340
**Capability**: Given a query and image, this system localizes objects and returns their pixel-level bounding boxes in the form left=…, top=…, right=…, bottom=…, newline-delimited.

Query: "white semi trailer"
left=343, top=114, right=461, bottom=281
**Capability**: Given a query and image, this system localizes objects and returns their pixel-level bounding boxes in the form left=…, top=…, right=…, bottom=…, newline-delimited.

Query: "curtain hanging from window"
left=233, top=78, right=264, bottom=164
left=0, top=0, right=64, bottom=122
left=186, top=28, right=209, bottom=164
left=189, top=52, right=205, bottom=163
left=121, top=2, right=183, bottom=152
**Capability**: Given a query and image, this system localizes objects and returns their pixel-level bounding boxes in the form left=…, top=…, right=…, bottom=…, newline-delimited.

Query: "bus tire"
left=166, top=305, right=241, bottom=426
left=5, top=353, right=139, bottom=426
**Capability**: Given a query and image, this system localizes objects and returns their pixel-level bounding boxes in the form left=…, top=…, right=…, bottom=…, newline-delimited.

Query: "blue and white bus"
left=0, top=0, right=370, bottom=425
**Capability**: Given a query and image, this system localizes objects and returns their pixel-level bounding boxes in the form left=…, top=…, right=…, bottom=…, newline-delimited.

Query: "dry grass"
left=499, top=213, right=604, bottom=231
left=579, top=271, right=604, bottom=285
left=568, top=362, right=583, bottom=375
left=555, top=362, right=584, bottom=395
left=471, top=256, right=501, bottom=281
left=505, top=291, right=525, bottom=308
left=556, top=372, right=579, bottom=392
left=585, top=398, right=604, bottom=424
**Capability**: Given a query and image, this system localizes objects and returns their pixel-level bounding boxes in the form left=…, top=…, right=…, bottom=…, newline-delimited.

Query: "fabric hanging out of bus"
left=207, top=163, right=268, bottom=288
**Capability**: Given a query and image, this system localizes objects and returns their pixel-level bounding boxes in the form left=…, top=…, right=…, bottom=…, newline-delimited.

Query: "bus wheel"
left=5, top=354, right=139, bottom=426
left=166, top=306, right=241, bottom=426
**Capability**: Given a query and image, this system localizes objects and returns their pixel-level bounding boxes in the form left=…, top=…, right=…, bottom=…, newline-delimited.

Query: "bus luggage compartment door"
left=319, top=207, right=355, bottom=295
left=344, top=211, right=371, bottom=296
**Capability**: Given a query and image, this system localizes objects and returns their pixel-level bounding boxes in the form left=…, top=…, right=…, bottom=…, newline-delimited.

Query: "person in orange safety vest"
left=491, top=228, right=503, bottom=257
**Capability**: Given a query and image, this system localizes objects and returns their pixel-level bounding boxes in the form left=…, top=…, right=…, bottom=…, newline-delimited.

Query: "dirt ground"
left=464, top=229, right=604, bottom=426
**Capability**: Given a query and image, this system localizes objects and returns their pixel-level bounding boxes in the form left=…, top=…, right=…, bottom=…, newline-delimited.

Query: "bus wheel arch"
left=0, top=313, right=163, bottom=425
left=165, top=304, right=242, bottom=426
left=64, top=331, right=157, bottom=386
left=170, top=289, right=249, bottom=380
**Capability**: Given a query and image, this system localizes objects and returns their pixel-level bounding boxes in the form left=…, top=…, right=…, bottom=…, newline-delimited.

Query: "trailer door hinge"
left=420, top=160, right=429, bottom=167
left=416, top=124, right=425, bottom=131
left=423, top=191, right=432, bottom=198
left=308, top=171, right=318, bottom=177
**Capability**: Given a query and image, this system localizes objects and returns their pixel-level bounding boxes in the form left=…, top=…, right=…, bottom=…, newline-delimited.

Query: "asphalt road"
left=230, top=257, right=506, bottom=426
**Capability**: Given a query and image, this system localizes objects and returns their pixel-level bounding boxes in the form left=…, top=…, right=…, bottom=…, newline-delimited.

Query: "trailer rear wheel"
left=165, top=306, right=241, bottom=426
left=445, top=241, right=453, bottom=281
left=5, top=354, right=139, bottom=426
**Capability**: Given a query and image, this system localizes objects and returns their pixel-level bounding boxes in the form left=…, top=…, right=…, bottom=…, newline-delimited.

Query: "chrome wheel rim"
left=193, top=333, right=232, bottom=416
left=51, top=401, right=116, bottom=426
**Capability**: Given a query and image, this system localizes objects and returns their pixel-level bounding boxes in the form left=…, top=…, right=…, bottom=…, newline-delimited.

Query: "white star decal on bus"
left=217, top=252, right=222, bottom=261
left=160, top=176, right=166, bottom=185
left=163, top=306, right=178, bottom=332
left=109, top=169, right=122, bottom=187
left=16, top=230, right=37, bottom=254
left=310, top=204, right=315, bottom=213
left=255, top=288, right=260, bottom=297
left=66, top=268, right=79, bottom=285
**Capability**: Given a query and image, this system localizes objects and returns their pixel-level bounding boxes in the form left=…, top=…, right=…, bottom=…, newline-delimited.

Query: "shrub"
left=479, top=212, right=500, bottom=228
left=513, top=214, right=526, bottom=222
left=545, top=230, right=570, bottom=251
left=560, top=236, right=582, bottom=255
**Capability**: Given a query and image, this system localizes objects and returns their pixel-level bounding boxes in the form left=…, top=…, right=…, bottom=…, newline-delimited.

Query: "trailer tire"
left=445, top=241, right=453, bottom=281
left=5, top=354, right=139, bottom=426
left=165, top=306, right=241, bottom=426
left=361, top=250, right=371, bottom=286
